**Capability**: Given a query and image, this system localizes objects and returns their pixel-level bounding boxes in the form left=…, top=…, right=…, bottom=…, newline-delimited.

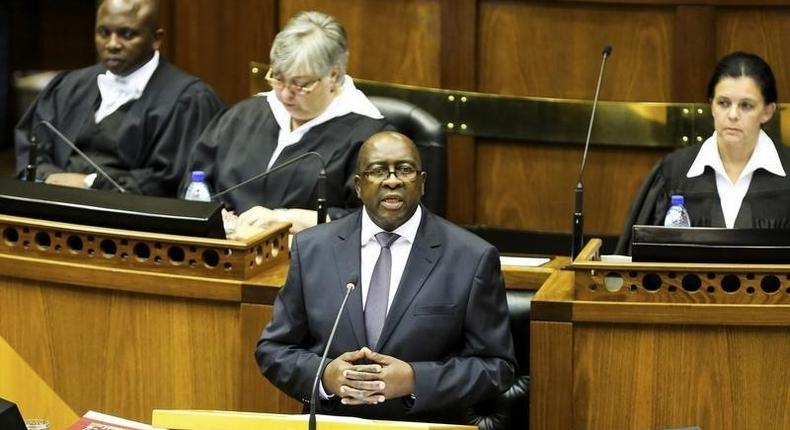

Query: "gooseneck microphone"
left=30, top=120, right=127, bottom=193
left=210, top=151, right=328, bottom=225
left=308, top=275, right=358, bottom=430
left=572, top=45, right=612, bottom=259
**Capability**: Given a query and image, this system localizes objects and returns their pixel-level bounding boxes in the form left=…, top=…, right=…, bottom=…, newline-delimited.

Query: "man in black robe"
left=14, top=0, right=224, bottom=196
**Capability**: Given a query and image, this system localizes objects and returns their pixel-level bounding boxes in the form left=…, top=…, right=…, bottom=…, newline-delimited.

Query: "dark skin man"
left=322, top=131, right=428, bottom=405
left=45, top=0, right=163, bottom=188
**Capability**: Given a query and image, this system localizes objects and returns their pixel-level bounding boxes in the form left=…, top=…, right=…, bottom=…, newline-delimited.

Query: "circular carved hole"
left=3, top=227, right=19, bottom=245
left=100, top=239, right=117, bottom=257
left=642, top=273, right=662, bottom=292
left=706, top=273, right=716, bottom=280
left=87, top=249, right=95, bottom=256
left=224, top=262, right=232, bottom=271
left=87, top=235, right=94, bottom=243
left=202, top=249, right=220, bottom=268
left=630, top=284, right=638, bottom=292
left=746, top=287, right=755, bottom=295
left=720, top=275, right=741, bottom=293
left=54, top=232, right=62, bottom=238
left=133, top=243, right=151, bottom=260
left=120, top=239, right=128, bottom=246
left=746, top=273, right=755, bottom=280
left=154, top=242, right=162, bottom=249
left=271, top=238, right=281, bottom=258
left=189, top=259, right=197, bottom=268
left=67, top=235, right=83, bottom=252
left=168, top=246, right=186, bottom=264
left=23, top=227, right=30, bottom=234
left=120, top=252, right=128, bottom=260
left=603, top=272, right=624, bottom=292
left=706, top=286, right=715, bottom=294
left=54, top=244, right=61, bottom=252
left=667, top=272, right=677, bottom=279
left=154, top=256, right=162, bottom=264
left=668, top=285, right=677, bottom=293
left=760, top=275, right=780, bottom=294
left=23, top=240, right=30, bottom=249
left=224, top=248, right=232, bottom=256
left=629, top=271, right=637, bottom=278
left=589, top=283, right=597, bottom=291
left=34, top=231, right=51, bottom=249
left=681, top=274, right=702, bottom=292
left=190, top=246, right=197, bottom=253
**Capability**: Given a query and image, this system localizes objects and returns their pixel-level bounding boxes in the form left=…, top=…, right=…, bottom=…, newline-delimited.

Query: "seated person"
left=256, top=131, right=515, bottom=424
left=616, top=51, right=790, bottom=253
left=182, top=11, right=388, bottom=235
left=14, top=0, right=224, bottom=196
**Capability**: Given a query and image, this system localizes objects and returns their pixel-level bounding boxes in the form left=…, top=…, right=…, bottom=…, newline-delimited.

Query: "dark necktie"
left=365, top=232, right=399, bottom=349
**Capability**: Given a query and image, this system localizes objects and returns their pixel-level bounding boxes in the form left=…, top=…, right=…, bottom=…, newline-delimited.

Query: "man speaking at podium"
left=14, top=0, right=223, bottom=196
left=256, top=131, right=515, bottom=424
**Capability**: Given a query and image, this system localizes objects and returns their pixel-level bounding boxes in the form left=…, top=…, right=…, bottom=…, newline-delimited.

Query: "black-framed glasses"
left=264, top=68, right=323, bottom=95
left=361, top=165, right=421, bottom=182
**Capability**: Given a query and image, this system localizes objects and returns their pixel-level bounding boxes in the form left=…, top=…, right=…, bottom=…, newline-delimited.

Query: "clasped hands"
left=322, top=347, right=415, bottom=405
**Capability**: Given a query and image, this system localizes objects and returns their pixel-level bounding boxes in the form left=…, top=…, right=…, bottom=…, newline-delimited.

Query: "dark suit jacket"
left=255, top=207, right=516, bottom=423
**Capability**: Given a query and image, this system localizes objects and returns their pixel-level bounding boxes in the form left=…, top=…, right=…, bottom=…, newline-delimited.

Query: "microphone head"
left=346, top=275, right=359, bottom=291
left=602, top=45, right=613, bottom=57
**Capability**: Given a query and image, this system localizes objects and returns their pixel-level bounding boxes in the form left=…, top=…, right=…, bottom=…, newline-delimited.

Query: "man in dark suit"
left=256, top=131, right=515, bottom=423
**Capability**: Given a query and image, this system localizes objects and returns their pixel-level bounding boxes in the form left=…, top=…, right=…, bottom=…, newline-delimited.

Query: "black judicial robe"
left=615, top=141, right=790, bottom=254
left=14, top=60, right=224, bottom=196
left=183, top=96, right=388, bottom=217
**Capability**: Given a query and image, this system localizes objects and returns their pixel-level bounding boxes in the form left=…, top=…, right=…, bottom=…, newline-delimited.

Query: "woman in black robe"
left=183, top=11, right=388, bottom=237
left=616, top=52, right=790, bottom=254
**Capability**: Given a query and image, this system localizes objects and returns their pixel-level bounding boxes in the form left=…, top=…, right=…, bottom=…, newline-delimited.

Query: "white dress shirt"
left=263, top=75, right=383, bottom=169
left=95, top=50, right=160, bottom=123
left=359, top=205, right=422, bottom=312
left=686, top=129, right=786, bottom=228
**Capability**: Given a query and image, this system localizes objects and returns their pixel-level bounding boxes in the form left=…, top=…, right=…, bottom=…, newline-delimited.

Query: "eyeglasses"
left=361, top=165, right=421, bottom=182
left=264, top=68, right=322, bottom=95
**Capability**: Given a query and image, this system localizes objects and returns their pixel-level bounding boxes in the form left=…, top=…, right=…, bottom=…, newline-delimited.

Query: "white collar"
left=264, top=74, right=382, bottom=137
left=687, top=129, right=785, bottom=181
left=360, top=205, right=422, bottom=247
left=100, top=50, right=160, bottom=94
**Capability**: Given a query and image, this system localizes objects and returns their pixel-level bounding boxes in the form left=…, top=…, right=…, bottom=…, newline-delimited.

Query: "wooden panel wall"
left=10, top=0, right=790, bottom=236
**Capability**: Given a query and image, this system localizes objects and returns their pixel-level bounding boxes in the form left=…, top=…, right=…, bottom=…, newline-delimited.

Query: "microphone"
left=31, top=120, right=127, bottom=193
left=210, top=151, right=328, bottom=225
left=572, top=45, right=612, bottom=259
left=308, top=275, right=358, bottom=430
left=24, top=134, right=38, bottom=182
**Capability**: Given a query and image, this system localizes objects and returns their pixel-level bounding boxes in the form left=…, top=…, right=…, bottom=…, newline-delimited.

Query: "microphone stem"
left=309, top=283, right=355, bottom=430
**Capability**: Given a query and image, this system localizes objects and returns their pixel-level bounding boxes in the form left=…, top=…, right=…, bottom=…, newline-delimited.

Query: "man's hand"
left=358, top=347, right=415, bottom=400
left=323, top=347, right=416, bottom=406
left=45, top=173, right=89, bottom=189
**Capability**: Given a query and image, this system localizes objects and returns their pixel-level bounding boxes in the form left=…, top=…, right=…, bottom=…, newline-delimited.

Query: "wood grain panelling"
left=278, top=0, right=441, bottom=87
left=478, top=2, right=674, bottom=102
left=476, top=141, right=667, bottom=234
left=573, top=323, right=790, bottom=429
left=716, top=7, right=790, bottom=102
left=167, top=0, right=277, bottom=104
left=672, top=6, right=715, bottom=101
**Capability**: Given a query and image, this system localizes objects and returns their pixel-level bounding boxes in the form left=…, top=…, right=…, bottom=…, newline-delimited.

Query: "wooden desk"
left=530, top=239, right=790, bottom=430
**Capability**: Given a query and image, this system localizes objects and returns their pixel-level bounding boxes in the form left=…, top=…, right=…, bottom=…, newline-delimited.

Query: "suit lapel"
left=377, top=210, right=442, bottom=351
left=332, top=211, right=367, bottom=348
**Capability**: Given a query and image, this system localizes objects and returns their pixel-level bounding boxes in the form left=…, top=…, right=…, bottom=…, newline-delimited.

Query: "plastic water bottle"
left=184, top=170, right=212, bottom=202
left=663, top=194, right=691, bottom=227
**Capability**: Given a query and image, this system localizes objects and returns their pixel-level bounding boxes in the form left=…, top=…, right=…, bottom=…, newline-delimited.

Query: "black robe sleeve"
left=614, top=160, right=670, bottom=255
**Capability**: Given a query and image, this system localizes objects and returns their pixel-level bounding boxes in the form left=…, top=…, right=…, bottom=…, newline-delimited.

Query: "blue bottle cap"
left=191, top=170, right=205, bottom=182
left=670, top=195, right=684, bottom=206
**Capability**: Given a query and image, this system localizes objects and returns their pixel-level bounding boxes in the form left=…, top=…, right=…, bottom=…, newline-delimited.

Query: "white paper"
left=499, top=255, right=551, bottom=267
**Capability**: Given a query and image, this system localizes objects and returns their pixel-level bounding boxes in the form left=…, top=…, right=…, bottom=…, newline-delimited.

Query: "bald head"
left=95, top=0, right=163, bottom=75
left=356, top=131, right=422, bottom=173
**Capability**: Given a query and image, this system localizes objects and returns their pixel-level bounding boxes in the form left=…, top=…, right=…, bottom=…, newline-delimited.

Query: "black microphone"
left=210, top=151, right=328, bottom=225
left=572, top=45, right=612, bottom=259
left=308, top=275, right=358, bottom=430
left=24, top=134, right=38, bottom=182
left=31, top=120, right=127, bottom=193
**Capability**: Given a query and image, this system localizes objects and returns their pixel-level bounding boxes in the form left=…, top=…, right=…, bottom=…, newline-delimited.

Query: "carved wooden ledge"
left=0, top=214, right=289, bottom=281
left=571, top=239, right=790, bottom=305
